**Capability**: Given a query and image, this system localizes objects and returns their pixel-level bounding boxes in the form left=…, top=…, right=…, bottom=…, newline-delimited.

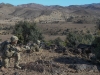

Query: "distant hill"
left=0, top=3, right=100, bottom=24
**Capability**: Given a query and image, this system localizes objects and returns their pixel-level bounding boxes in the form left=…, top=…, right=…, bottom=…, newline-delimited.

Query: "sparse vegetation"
left=92, top=20, right=100, bottom=60
left=65, top=31, right=95, bottom=48
left=96, top=19, right=100, bottom=30
left=0, top=2, right=100, bottom=75
left=13, top=21, right=44, bottom=44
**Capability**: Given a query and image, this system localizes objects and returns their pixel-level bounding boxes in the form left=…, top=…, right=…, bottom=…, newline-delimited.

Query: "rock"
left=14, top=72, right=19, bottom=75
left=74, top=64, right=86, bottom=72
left=27, top=63, right=45, bottom=73
left=69, top=64, right=99, bottom=72
left=88, top=65, right=99, bottom=72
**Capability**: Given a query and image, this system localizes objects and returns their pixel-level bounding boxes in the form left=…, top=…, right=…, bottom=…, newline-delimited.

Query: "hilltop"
left=0, top=3, right=100, bottom=75
left=0, top=3, right=100, bottom=25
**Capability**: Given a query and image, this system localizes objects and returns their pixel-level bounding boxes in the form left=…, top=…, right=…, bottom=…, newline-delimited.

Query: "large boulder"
left=69, top=64, right=100, bottom=72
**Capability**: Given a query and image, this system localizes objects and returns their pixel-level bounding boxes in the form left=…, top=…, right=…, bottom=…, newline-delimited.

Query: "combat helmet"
left=37, top=40, right=40, bottom=45
left=10, top=35, right=18, bottom=42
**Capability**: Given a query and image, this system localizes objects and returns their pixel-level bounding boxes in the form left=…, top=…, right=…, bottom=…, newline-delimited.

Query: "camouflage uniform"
left=31, top=40, right=40, bottom=52
left=37, top=40, right=40, bottom=46
left=2, top=36, right=21, bottom=69
left=30, top=43, right=39, bottom=52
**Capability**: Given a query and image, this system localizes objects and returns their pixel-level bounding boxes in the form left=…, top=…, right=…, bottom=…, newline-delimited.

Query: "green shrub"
left=54, top=37, right=65, bottom=46
left=45, top=37, right=65, bottom=47
left=66, top=31, right=95, bottom=48
left=92, top=19, right=100, bottom=60
left=92, top=36, right=100, bottom=59
left=13, top=21, right=44, bottom=44
left=96, top=19, right=100, bottom=30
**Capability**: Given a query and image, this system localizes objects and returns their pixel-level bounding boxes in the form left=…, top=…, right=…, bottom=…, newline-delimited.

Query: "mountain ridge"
left=0, top=2, right=100, bottom=24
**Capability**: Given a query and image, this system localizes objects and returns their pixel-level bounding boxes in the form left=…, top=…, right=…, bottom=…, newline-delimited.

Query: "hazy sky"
left=0, top=0, right=100, bottom=6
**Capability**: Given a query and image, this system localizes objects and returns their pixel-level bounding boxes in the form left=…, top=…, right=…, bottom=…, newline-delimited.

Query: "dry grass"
left=0, top=23, right=96, bottom=41
left=0, top=35, right=12, bottom=42
left=37, top=23, right=96, bottom=41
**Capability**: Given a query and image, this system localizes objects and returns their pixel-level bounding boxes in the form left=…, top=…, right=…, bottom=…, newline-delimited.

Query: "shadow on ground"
left=53, top=56, right=91, bottom=64
left=53, top=56, right=100, bottom=72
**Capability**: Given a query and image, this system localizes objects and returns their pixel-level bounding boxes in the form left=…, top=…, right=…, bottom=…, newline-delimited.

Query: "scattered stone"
left=14, top=72, right=19, bottom=75
left=69, top=64, right=100, bottom=72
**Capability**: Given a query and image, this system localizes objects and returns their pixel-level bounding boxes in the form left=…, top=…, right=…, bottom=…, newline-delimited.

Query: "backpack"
left=0, top=40, right=10, bottom=53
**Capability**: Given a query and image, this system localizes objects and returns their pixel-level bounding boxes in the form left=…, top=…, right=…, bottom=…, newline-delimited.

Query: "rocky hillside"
left=0, top=3, right=100, bottom=24
left=0, top=48, right=100, bottom=75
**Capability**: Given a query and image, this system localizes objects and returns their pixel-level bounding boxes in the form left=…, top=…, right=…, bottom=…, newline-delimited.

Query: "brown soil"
left=0, top=49, right=99, bottom=75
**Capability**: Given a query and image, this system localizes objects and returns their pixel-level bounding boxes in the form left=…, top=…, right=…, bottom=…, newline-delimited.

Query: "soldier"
left=30, top=40, right=40, bottom=52
left=37, top=40, right=41, bottom=47
left=1, top=36, right=21, bottom=69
